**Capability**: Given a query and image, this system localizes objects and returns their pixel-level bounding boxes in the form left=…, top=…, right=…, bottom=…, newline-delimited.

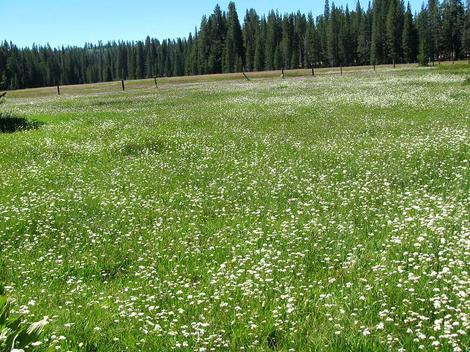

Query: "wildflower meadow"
left=0, top=65, right=469, bottom=351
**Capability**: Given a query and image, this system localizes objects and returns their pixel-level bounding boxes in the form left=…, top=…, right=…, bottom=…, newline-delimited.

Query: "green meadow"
left=0, top=65, right=469, bottom=351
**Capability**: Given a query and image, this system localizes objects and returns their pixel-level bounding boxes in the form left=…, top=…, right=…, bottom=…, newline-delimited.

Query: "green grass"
left=0, top=65, right=469, bottom=352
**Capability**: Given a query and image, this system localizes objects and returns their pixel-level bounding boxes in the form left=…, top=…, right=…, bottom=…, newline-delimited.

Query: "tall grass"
left=0, top=67, right=468, bottom=351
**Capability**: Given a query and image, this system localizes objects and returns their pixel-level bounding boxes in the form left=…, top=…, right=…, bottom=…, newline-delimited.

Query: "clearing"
left=0, top=65, right=469, bottom=351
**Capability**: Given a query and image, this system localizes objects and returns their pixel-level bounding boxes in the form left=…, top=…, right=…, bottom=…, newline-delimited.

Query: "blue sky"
left=2, top=0, right=424, bottom=48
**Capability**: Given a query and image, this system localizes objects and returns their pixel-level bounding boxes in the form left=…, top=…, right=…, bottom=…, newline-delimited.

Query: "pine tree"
left=305, top=14, right=320, bottom=67
left=341, top=5, right=353, bottom=65
left=327, top=4, right=340, bottom=66
left=254, top=17, right=266, bottom=71
left=223, top=2, right=244, bottom=73
left=325, top=0, right=331, bottom=20
left=118, top=44, right=128, bottom=79
left=136, top=41, right=145, bottom=79
left=463, top=0, right=470, bottom=61
left=371, top=0, right=388, bottom=64
left=280, top=15, right=293, bottom=69
left=243, top=9, right=259, bottom=71
left=265, top=11, right=280, bottom=70
left=293, top=12, right=307, bottom=68
left=207, top=5, right=226, bottom=74
left=441, top=0, right=465, bottom=61
left=351, top=1, right=363, bottom=64
left=386, top=0, right=404, bottom=65
left=317, top=16, right=329, bottom=65
left=357, top=3, right=372, bottom=65
left=417, top=5, right=430, bottom=65
left=402, top=2, right=417, bottom=63
left=198, top=16, right=210, bottom=74
left=427, top=0, right=441, bottom=62
left=187, top=29, right=200, bottom=75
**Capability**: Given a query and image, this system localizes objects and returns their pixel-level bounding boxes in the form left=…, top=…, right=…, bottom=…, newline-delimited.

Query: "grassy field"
left=4, top=62, right=436, bottom=99
left=0, top=64, right=469, bottom=351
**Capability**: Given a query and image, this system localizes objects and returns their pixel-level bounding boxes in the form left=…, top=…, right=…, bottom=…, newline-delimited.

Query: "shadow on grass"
left=120, top=138, right=165, bottom=157
left=0, top=113, right=42, bottom=133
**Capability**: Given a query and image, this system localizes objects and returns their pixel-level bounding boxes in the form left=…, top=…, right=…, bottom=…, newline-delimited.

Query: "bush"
left=0, top=295, right=48, bottom=352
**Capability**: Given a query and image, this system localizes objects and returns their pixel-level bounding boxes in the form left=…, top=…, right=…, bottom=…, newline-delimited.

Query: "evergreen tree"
left=118, top=44, right=128, bottom=79
left=293, top=12, right=307, bottom=68
left=265, top=11, right=280, bottom=70
left=417, top=4, right=430, bottom=65
left=441, top=0, right=465, bottom=61
left=402, top=2, right=418, bottom=63
left=280, top=15, right=293, bottom=69
left=136, top=41, right=145, bottom=79
left=187, top=30, right=200, bottom=75
left=357, top=3, right=372, bottom=65
left=254, top=17, right=266, bottom=71
left=350, top=1, right=363, bottom=64
left=305, top=14, right=320, bottom=67
left=198, top=16, right=210, bottom=74
left=341, top=5, right=354, bottom=65
left=223, top=2, right=244, bottom=73
left=427, top=0, right=441, bottom=62
left=325, top=0, right=331, bottom=19
left=463, top=0, right=470, bottom=61
left=243, top=9, right=259, bottom=71
left=371, top=0, right=388, bottom=64
left=207, top=5, right=226, bottom=73
left=386, top=0, right=404, bottom=65
left=317, top=16, right=330, bottom=65
left=327, top=4, right=340, bottom=66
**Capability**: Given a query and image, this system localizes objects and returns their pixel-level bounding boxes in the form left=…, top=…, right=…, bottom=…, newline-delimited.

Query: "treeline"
left=1, top=0, right=470, bottom=90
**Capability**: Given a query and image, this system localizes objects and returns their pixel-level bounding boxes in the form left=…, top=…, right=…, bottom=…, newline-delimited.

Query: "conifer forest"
left=1, top=0, right=470, bottom=90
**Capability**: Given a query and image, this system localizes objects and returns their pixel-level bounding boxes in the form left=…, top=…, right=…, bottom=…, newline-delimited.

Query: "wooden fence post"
left=281, top=68, right=285, bottom=79
left=340, top=65, right=343, bottom=75
left=121, top=80, right=125, bottom=91
left=154, top=77, right=158, bottom=88
left=57, top=85, right=60, bottom=95
left=312, top=66, right=315, bottom=76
